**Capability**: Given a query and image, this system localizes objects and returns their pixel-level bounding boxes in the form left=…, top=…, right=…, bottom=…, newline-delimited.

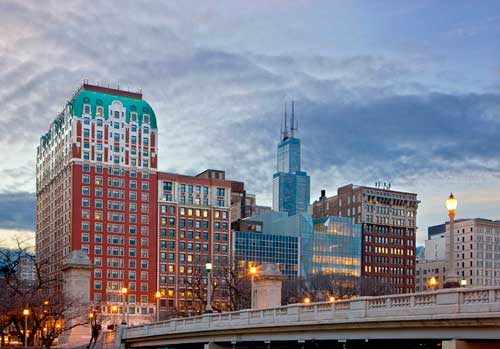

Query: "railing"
left=123, top=286, right=500, bottom=340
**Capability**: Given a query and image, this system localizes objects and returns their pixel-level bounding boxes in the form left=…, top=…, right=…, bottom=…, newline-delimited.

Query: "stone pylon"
left=57, top=250, right=93, bottom=347
left=253, top=263, right=285, bottom=309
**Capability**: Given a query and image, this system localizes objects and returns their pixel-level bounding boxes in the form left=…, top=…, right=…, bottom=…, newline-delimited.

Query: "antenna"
left=283, top=102, right=289, bottom=139
left=291, top=100, right=295, bottom=137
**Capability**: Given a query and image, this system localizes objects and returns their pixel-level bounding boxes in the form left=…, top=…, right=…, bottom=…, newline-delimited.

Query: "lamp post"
left=445, top=193, right=458, bottom=288
left=22, top=308, right=29, bottom=349
left=111, top=305, right=118, bottom=329
left=303, top=297, right=311, bottom=304
left=120, top=287, right=128, bottom=325
left=205, top=262, right=213, bottom=313
left=428, top=276, right=438, bottom=290
left=249, top=266, right=257, bottom=309
left=155, top=291, right=161, bottom=322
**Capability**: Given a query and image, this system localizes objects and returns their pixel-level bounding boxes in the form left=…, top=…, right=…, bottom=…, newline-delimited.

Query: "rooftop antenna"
left=291, top=100, right=295, bottom=137
left=283, top=102, right=289, bottom=139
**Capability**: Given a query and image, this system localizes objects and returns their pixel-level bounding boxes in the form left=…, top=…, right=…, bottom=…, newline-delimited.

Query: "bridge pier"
left=442, top=339, right=500, bottom=349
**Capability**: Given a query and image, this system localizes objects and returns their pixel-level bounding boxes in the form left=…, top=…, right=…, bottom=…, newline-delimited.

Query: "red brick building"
left=36, top=83, right=159, bottom=319
left=156, top=172, right=232, bottom=315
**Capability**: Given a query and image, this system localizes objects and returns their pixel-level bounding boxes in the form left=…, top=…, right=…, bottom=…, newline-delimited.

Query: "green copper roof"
left=70, top=88, right=157, bottom=129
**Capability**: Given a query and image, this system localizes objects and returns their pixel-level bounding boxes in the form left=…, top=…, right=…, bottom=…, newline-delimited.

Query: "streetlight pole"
left=121, top=287, right=128, bottom=325
left=155, top=291, right=161, bottom=322
left=445, top=193, right=459, bottom=288
left=249, top=266, right=257, bottom=309
left=205, top=262, right=213, bottom=313
left=22, top=309, right=29, bottom=349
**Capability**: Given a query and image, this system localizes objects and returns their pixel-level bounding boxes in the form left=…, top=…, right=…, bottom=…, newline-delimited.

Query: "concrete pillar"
left=254, top=263, right=285, bottom=309
left=57, top=250, right=93, bottom=347
left=442, top=340, right=500, bottom=349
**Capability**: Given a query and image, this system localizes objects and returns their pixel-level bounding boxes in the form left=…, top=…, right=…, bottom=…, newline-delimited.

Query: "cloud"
left=0, top=0, right=499, bottom=245
left=0, top=192, right=35, bottom=231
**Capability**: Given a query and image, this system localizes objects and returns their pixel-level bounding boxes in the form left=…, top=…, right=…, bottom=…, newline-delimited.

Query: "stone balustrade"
left=123, top=286, right=500, bottom=340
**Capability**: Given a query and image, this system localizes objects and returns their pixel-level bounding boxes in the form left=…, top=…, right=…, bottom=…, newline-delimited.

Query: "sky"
left=1, top=0, right=500, bottom=247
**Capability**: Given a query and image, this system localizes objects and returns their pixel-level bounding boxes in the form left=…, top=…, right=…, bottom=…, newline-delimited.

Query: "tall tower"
left=272, top=102, right=310, bottom=216
left=36, top=82, right=158, bottom=322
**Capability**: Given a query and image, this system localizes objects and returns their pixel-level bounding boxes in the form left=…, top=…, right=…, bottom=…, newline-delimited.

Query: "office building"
left=232, top=231, right=299, bottom=278
left=312, top=184, right=419, bottom=294
left=36, top=83, right=159, bottom=319
left=272, top=102, right=310, bottom=216
left=415, top=259, right=447, bottom=292
left=245, top=211, right=361, bottom=279
left=157, top=172, right=232, bottom=314
left=197, top=170, right=257, bottom=230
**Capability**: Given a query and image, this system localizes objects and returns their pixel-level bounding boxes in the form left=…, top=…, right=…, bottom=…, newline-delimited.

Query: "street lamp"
left=120, top=287, right=128, bottom=325
left=111, top=305, right=118, bottom=329
left=22, top=308, right=30, bottom=349
left=460, top=279, right=467, bottom=287
left=155, top=291, right=161, bottom=322
left=249, top=266, right=257, bottom=309
left=428, top=276, right=438, bottom=290
left=205, top=262, right=213, bottom=313
left=329, top=296, right=336, bottom=303
left=445, top=193, right=458, bottom=288
left=303, top=297, right=311, bottom=304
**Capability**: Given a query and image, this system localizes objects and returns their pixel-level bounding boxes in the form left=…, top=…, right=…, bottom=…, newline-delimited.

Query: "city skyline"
left=2, top=1, right=500, bottom=247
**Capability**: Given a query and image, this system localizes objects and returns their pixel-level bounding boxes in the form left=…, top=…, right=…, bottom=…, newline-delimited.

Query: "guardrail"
left=123, top=286, right=500, bottom=339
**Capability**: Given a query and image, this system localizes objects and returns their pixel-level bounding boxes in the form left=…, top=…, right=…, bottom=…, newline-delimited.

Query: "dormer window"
left=96, top=107, right=103, bottom=117
left=143, top=114, right=149, bottom=124
left=114, top=111, right=120, bottom=119
left=131, top=112, right=137, bottom=122
left=84, top=104, right=91, bottom=114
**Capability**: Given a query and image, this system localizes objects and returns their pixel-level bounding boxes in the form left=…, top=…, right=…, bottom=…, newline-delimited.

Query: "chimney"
left=320, top=190, right=326, bottom=200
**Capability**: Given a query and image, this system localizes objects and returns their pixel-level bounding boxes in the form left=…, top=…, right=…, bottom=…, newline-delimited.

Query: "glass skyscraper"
left=272, top=102, right=310, bottom=216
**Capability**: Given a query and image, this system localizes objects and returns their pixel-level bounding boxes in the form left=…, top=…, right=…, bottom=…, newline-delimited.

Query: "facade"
left=272, top=103, right=310, bottom=216
left=18, top=255, right=37, bottom=283
left=312, top=217, right=362, bottom=277
left=417, top=218, right=500, bottom=291
left=312, top=185, right=419, bottom=294
left=245, top=211, right=361, bottom=279
left=197, top=170, right=257, bottom=230
left=416, top=259, right=447, bottom=292
left=157, top=172, right=232, bottom=314
left=232, top=231, right=299, bottom=278
left=424, top=236, right=446, bottom=261
left=443, top=218, right=500, bottom=287
left=36, top=83, right=159, bottom=319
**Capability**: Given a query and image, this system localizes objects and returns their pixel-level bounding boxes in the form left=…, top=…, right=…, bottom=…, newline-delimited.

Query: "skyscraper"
left=36, top=82, right=158, bottom=321
left=272, top=102, right=310, bottom=216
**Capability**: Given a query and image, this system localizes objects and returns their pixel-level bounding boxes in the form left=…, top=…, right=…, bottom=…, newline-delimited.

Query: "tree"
left=0, top=238, right=89, bottom=348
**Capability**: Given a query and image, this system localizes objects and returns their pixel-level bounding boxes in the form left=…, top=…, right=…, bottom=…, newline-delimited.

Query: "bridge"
left=121, top=287, right=500, bottom=349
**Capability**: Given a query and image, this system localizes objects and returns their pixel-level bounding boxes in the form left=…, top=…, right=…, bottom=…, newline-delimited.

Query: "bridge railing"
left=123, top=286, right=500, bottom=339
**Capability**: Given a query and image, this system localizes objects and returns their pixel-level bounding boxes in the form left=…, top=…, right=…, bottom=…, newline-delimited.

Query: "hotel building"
left=36, top=83, right=159, bottom=318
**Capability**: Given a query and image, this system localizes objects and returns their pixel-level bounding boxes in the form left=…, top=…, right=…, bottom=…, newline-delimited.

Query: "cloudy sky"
left=1, top=0, right=500, bottom=246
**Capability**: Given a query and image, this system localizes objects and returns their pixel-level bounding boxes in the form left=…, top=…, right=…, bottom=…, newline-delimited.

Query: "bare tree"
left=0, top=238, right=89, bottom=348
